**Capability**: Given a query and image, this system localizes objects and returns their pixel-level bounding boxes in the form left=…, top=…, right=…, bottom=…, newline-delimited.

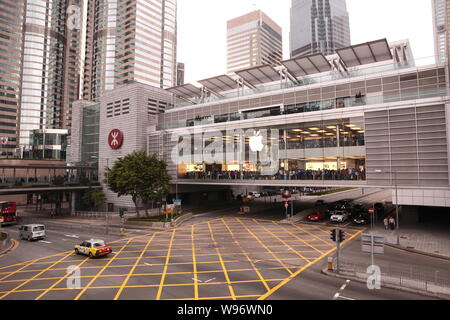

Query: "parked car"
left=19, top=224, right=46, bottom=241
left=329, top=200, right=353, bottom=212
left=75, top=239, right=112, bottom=258
left=353, top=213, right=369, bottom=225
left=330, top=210, right=350, bottom=223
left=307, top=210, right=327, bottom=222
left=351, top=204, right=366, bottom=216
left=249, top=192, right=261, bottom=198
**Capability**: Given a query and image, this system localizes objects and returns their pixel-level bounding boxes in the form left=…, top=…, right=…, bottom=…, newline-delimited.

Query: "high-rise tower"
left=290, top=0, right=351, bottom=58
left=82, top=0, right=177, bottom=101
left=227, top=10, right=282, bottom=73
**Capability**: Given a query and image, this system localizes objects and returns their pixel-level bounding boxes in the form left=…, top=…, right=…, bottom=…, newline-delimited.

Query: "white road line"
left=144, top=262, right=152, bottom=266
left=338, top=295, right=356, bottom=300
left=333, top=293, right=340, bottom=300
left=204, top=278, right=216, bottom=283
left=39, top=240, right=52, bottom=244
left=192, top=278, right=202, bottom=283
left=65, top=234, right=79, bottom=238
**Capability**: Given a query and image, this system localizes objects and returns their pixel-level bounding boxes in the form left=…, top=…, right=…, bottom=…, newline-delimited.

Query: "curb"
left=385, top=243, right=450, bottom=261
left=321, top=268, right=450, bottom=300
left=0, top=233, right=15, bottom=256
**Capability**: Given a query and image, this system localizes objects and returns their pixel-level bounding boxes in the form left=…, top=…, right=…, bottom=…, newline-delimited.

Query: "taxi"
left=74, top=239, right=112, bottom=258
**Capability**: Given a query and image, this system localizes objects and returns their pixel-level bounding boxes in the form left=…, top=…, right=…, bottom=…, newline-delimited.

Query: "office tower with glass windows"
left=290, top=0, right=351, bottom=58
left=227, top=10, right=283, bottom=73
left=432, top=0, right=449, bottom=64
left=0, top=0, right=24, bottom=157
left=82, top=0, right=177, bottom=101
left=11, top=0, right=83, bottom=157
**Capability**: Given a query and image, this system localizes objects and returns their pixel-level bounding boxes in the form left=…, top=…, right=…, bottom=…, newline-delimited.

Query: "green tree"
left=81, top=189, right=106, bottom=211
left=105, top=152, right=171, bottom=217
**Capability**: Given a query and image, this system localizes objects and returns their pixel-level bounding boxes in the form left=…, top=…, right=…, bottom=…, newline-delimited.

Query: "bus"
left=0, top=202, right=17, bottom=226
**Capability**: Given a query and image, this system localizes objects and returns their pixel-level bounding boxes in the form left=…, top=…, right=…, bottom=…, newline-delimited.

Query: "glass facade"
left=28, top=129, right=68, bottom=160
left=80, top=104, right=99, bottom=163
left=290, top=0, right=351, bottom=58
left=176, top=117, right=366, bottom=182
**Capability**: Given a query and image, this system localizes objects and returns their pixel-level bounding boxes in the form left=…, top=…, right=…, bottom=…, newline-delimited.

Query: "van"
left=19, top=224, right=46, bottom=241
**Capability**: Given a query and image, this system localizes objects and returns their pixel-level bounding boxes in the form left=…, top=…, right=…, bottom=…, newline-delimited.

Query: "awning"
left=235, top=64, right=281, bottom=87
left=198, top=74, right=237, bottom=93
left=281, top=53, right=332, bottom=78
left=336, top=39, right=393, bottom=68
left=166, top=84, right=202, bottom=100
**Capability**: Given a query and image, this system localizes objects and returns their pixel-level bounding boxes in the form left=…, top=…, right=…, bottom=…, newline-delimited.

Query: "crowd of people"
left=183, top=168, right=366, bottom=181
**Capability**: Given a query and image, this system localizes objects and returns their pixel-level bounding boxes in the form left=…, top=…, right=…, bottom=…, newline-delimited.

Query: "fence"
left=335, top=258, right=450, bottom=296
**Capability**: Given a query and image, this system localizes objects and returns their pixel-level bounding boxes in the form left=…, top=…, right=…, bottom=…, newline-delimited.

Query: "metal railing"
left=335, top=258, right=450, bottom=296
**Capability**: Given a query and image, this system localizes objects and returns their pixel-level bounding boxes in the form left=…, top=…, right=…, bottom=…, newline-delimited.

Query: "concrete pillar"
left=71, top=192, right=76, bottom=216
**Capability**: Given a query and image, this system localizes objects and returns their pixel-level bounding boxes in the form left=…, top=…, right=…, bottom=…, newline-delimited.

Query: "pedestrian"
left=389, top=217, right=396, bottom=230
left=383, top=217, right=389, bottom=230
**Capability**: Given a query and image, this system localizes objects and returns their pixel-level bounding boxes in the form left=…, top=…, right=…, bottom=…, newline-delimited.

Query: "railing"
left=168, top=56, right=442, bottom=110
left=335, top=258, right=450, bottom=296
left=159, top=86, right=449, bottom=131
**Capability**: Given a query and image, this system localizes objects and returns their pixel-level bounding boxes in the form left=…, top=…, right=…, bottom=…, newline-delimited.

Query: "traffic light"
left=330, top=229, right=337, bottom=242
left=338, top=230, right=346, bottom=243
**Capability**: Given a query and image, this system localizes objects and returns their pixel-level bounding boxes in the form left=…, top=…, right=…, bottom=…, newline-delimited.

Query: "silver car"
left=19, top=224, right=46, bottom=241
left=330, top=211, right=350, bottom=223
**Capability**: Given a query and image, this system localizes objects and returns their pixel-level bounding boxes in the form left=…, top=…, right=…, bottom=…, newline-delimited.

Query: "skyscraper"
left=82, top=0, right=177, bottom=101
left=432, top=0, right=449, bottom=64
left=14, top=0, right=82, bottom=153
left=290, top=0, right=351, bottom=58
left=0, top=0, right=24, bottom=157
left=227, top=10, right=282, bottom=73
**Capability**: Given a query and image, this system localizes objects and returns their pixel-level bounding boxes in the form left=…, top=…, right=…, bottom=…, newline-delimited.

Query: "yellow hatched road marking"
left=253, top=219, right=312, bottom=264
left=221, top=218, right=270, bottom=292
left=155, top=229, right=176, bottom=300
left=235, top=218, right=293, bottom=275
left=114, top=233, right=156, bottom=300
left=272, top=221, right=327, bottom=255
left=258, top=229, right=364, bottom=300
left=35, top=255, right=91, bottom=300
left=74, top=238, right=133, bottom=300
left=0, top=250, right=74, bottom=299
left=293, top=223, right=344, bottom=244
left=207, top=220, right=236, bottom=300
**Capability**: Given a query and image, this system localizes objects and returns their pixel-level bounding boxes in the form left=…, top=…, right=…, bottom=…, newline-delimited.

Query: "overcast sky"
left=177, top=0, right=435, bottom=84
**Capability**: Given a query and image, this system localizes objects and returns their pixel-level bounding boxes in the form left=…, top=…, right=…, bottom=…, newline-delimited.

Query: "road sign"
left=362, top=233, right=385, bottom=254
left=368, top=208, right=375, bottom=214
left=174, top=200, right=182, bottom=206
left=284, top=203, right=289, bottom=209
left=282, top=191, right=291, bottom=199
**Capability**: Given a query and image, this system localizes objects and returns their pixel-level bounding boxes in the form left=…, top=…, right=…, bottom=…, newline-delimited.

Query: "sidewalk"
left=368, top=226, right=450, bottom=260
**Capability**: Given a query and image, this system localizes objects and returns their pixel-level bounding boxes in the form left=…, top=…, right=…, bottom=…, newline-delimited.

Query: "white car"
left=19, top=224, right=46, bottom=241
left=249, top=192, right=261, bottom=198
left=330, top=211, right=350, bottom=223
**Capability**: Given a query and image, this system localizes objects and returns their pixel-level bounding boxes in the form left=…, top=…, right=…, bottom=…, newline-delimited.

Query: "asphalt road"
left=0, top=188, right=446, bottom=301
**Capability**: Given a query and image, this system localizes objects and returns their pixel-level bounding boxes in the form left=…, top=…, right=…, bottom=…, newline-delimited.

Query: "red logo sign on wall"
left=108, top=129, right=124, bottom=150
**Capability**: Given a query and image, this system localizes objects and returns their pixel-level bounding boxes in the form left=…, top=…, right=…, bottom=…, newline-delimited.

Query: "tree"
left=105, top=152, right=171, bottom=217
left=81, top=189, right=106, bottom=211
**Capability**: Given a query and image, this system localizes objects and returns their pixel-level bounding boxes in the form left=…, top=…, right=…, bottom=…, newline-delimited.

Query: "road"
left=0, top=190, right=446, bottom=301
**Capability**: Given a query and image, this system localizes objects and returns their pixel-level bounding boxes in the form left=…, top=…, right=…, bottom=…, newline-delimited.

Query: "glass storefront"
left=175, top=117, right=366, bottom=182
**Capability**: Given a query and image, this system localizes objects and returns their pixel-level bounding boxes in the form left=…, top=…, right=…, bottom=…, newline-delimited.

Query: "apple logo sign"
left=249, top=131, right=264, bottom=152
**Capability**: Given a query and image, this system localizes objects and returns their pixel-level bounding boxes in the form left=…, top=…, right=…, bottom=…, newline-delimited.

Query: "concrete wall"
left=98, top=83, right=173, bottom=210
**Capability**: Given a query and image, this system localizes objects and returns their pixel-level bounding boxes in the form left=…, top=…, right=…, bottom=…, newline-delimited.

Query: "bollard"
left=327, top=257, right=334, bottom=271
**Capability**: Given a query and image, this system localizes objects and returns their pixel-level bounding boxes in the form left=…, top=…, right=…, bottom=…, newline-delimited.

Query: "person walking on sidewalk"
left=383, top=217, right=389, bottom=230
left=389, top=217, right=396, bottom=230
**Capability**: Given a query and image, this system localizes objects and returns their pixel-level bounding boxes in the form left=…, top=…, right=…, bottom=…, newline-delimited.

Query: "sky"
left=177, top=0, right=435, bottom=84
